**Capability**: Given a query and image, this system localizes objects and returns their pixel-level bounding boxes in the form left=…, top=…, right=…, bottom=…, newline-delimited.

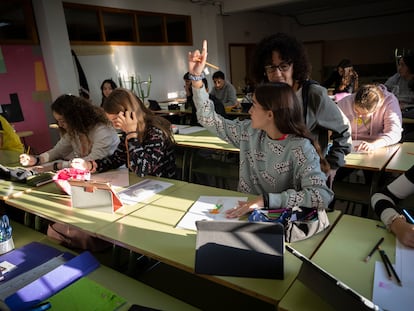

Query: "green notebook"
left=46, top=277, right=126, bottom=310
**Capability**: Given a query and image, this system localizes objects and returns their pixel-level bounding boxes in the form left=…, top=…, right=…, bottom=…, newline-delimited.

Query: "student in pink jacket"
left=330, top=84, right=402, bottom=210
left=337, top=83, right=402, bottom=152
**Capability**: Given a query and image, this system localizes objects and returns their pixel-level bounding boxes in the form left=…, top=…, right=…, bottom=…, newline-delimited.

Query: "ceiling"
left=191, top=0, right=414, bottom=26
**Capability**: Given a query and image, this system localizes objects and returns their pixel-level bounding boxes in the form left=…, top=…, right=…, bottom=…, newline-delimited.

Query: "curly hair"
left=51, top=94, right=110, bottom=138
left=254, top=82, right=330, bottom=173
left=102, top=88, right=175, bottom=145
left=250, top=33, right=311, bottom=87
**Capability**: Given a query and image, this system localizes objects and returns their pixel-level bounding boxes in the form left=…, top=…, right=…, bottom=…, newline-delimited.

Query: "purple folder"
left=0, top=242, right=100, bottom=311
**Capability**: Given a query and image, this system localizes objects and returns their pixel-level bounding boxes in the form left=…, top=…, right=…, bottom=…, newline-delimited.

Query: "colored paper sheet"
left=34, top=61, right=48, bottom=91
left=47, top=277, right=126, bottom=311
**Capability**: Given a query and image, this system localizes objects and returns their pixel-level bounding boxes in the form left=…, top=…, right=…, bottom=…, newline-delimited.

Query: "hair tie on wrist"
left=34, top=156, right=40, bottom=166
left=125, top=131, right=137, bottom=136
left=53, top=162, right=59, bottom=171
left=188, top=72, right=205, bottom=81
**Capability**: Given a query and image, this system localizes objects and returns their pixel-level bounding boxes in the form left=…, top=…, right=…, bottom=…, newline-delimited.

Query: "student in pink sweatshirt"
left=337, top=83, right=402, bottom=152
left=329, top=84, right=402, bottom=210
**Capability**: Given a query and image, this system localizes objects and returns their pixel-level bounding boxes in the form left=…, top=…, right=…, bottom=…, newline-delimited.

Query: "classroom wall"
left=2, top=0, right=413, bottom=152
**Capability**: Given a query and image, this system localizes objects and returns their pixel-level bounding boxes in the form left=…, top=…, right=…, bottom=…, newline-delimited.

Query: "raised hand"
left=188, top=40, right=208, bottom=76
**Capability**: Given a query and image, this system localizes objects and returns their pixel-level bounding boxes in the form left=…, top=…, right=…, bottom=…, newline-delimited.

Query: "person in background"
left=19, top=94, right=119, bottom=171
left=100, top=79, right=117, bottom=107
left=322, top=58, right=359, bottom=100
left=384, top=53, right=414, bottom=112
left=0, top=114, right=24, bottom=153
left=210, top=70, right=238, bottom=108
left=372, top=164, right=414, bottom=248
left=330, top=84, right=402, bottom=209
left=187, top=40, right=333, bottom=218
left=183, top=72, right=226, bottom=125
left=71, top=88, right=176, bottom=178
left=337, top=83, right=402, bottom=152
left=250, top=32, right=352, bottom=188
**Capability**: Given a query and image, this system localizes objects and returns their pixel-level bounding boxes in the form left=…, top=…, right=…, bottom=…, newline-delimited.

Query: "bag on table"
left=248, top=207, right=330, bottom=243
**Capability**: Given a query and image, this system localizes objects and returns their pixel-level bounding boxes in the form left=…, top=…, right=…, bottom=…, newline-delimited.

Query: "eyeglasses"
left=264, top=62, right=292, bottom=74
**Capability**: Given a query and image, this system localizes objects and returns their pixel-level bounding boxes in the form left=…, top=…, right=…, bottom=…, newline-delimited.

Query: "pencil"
left=205, top=61, right=219, bottom=70
left=379, top=249, right=392, bottom=280
left=195, top=57, right=220, bottom=70
left=382, top=250, right=402, bottom=286
left=26, top=146, right=30, bottom=155
left=364, top=237, right=384, bottom=262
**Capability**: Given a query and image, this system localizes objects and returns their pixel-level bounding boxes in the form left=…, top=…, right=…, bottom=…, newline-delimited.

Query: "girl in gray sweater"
left=188, top=40, right=333, bottom=218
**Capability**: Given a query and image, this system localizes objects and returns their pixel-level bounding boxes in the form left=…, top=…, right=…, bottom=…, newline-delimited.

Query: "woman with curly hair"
left=187, top=40, right=333, bottom=220
left=250, top=32, right=352, bottom=188
left=19, top=94, right=119, bottom=171
left=71, top=88, right=176, bottom=178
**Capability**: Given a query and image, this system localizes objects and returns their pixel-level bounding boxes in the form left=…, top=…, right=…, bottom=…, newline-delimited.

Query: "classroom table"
left=385, top=142, right=414, bottom=173
left=278, top=214, right=396, bottom=311
left=10, top=220, right=199, bottom=311
left=95, top=181, right=342, bottom=305
left=343, top=143, right=400, bottom=171
left=5, top=174, right=188, bottom=236
left=173, top=128, right=239, bottom=153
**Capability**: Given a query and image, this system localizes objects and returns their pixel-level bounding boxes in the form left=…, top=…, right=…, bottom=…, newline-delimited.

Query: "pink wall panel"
left=0, top=45, right=53, bottom=154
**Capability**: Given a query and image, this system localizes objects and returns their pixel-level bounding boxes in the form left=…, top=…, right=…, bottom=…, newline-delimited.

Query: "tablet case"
left=69, top=180, right=123, bottom=213
left=286, top=245, right=381, bottom=311
left=195, top=221, right=284, bottom=279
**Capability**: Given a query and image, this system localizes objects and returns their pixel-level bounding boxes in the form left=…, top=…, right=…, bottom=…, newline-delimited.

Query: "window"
left=64, top=6, right=101, bottom=42
left=63, top=3, right=192, bottom=46
left=0, top=0, right=38, bottom=44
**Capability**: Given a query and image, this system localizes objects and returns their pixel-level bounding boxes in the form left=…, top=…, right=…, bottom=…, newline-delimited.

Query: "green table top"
left=96, top=181, right=342, bottom=305
left=278, top=214, right=396, bottom=311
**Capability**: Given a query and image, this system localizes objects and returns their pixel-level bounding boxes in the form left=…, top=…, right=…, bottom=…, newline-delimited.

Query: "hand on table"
left=354, top=141, right=375, bottom=152
left=225, top=196, right=263, bottom=219
left=19, top=154, right=36, bottom=166
left=70, top=158, right=89, bottom=170
left=391, top=216, right=414, bottom=248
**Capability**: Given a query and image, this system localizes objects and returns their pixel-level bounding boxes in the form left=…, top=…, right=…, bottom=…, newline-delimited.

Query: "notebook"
left=286, top=245, right=382, bottom=311
left=195, top=220, right=284, bottom=279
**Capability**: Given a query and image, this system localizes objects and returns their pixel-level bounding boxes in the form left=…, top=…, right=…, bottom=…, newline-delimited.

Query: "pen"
left=402, top=209, right=414, bottom=224
left=379, top=248, right=392, bottom=280
left=364, top=237, right=384, bottom=262
left=382, top=250, right=402, bottom=286
left=26, top=146, right=30, bottom=155
left=376, top=224, right=386, bottom=230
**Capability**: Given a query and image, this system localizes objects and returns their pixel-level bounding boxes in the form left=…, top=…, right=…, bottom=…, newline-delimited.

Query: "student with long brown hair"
left=71, top=88, right=176, bottom=178
left=187, top=40, right=333, bottom=218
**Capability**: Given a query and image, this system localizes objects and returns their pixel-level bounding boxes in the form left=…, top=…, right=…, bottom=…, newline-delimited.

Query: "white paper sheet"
left=372, top=238, right=414, bottom=311
left=90, top=168, right=130, bottom=187
left=117, top=179, right=173, bottom=205
left=175, top=196, right=248, bottom=231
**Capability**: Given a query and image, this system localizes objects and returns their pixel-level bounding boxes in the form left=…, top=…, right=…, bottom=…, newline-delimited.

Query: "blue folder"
left=0, top=242, right=100, bottom=311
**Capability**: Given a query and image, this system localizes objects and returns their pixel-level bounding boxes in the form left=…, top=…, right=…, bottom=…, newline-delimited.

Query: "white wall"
left=33, top=0, right=414, bottom=106
left=33, top=0, right=225, bottom=106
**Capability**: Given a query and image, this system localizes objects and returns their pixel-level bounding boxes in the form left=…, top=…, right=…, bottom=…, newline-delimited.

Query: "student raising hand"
left=188, top=40, right=208, bottom=77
